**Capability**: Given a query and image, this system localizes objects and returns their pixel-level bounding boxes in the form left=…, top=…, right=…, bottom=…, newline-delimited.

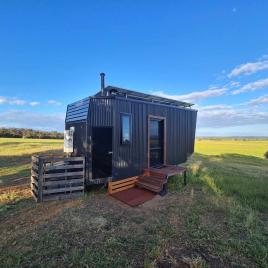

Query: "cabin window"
left=120, top=114, right=131, bottom=144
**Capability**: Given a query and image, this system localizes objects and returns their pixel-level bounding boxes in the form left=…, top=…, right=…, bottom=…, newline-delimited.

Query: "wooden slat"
left=31, top=169, right=38, bottom=177
left=44, top=164, right=84, bottom=171
left=112, top=180, right=137, bottom=190
left=31, top=190, right=38, bottom=201
left=138, top=176, right=165, bottom=186
left=137, top=181, right=162, bottom=193
left=40, top=156, right=84, bottom=162
left=31, top=187, right=38, bottom=197
left=37, top=159, right=44, bottom=202
left=146, top=171, right=166, bottom=179
left=43, top=171, right=84, bottom=179
left=109, top=184, right=136, bottom=194
left=43, top=178, right=84, bottom=186
left=108, top=177, right=138, bottom=194
left=42, top=186, right=84, bottom=195
left=31, top=155, right=39, bottom=162
left=32, top=163, right=39, bottom=171
left=109, top=176, right=138, bottom=186
left=31, top=177, right=38, bottom=188
left=42, top=192, right=83, bottom=202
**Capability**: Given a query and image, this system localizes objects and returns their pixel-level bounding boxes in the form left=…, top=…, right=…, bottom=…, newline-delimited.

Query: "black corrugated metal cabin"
left=65, top=74, right=197, bottom=185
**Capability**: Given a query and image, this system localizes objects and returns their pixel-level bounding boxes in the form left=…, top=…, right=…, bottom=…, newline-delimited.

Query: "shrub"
left=264, top=151, right=268, bottom=159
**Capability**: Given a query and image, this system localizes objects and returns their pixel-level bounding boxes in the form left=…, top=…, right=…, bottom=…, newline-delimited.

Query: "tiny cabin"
left=65, top=73, right=197, bottom=185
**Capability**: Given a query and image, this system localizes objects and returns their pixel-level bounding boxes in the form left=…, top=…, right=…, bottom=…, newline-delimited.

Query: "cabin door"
left=149, top=117, right=165, bottom=167
left=92, top=127, right=113, bottom=179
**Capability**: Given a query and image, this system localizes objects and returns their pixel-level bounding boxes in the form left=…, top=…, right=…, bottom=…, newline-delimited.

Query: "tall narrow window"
left=121, top=114, right=131, bottom=144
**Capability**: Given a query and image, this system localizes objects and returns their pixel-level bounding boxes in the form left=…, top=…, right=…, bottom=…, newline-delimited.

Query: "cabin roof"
left=66, top=85, right=195, bottom=123
left=94, top=85, right=193, bottom=108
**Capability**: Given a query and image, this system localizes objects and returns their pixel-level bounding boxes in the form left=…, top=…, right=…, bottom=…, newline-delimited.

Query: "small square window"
left=121, top=114, right=131, bottom=144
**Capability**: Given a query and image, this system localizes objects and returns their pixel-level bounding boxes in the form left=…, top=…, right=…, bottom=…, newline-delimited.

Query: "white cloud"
left=153, top=87, right=228, bottom=103
left=0, top=110, right=65, bottom=131
left=197, top=104, right=268, bottom=128
left=29, top=101, right=40, bottom=106
left=0, top=96, right=27, bottom=105
left=230, top=81, right=240, bottom=87
left=246, top=95, right=268, bottom=105
left=9, top=99, right=27, bottom=105
left=232, top=78, right=268, bottom=95
left=0, top=96, right=43, bottom=106
left=0, top=96, right=7, bottom=104
left=48, top=100, right=62, bottom=106
left=228, top=59, right=268, bottom=77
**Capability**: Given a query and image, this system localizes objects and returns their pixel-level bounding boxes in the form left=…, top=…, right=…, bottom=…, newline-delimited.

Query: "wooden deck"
left=138, top=165, right=187, bottom=194
left=108, top=165, right=187, bottom=204
left=144, top=165, right=187, bottom=179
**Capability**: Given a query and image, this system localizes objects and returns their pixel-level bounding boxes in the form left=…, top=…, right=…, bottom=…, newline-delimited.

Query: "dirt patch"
left=156, top=246, right=244, bottom=268
left=0, top=196, right=82, bottom=252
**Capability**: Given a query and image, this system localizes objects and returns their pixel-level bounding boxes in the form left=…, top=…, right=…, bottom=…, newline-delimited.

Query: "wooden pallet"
left=108, top=176, right=138, bottom=194
left=31, top=155, right=85, bottom=202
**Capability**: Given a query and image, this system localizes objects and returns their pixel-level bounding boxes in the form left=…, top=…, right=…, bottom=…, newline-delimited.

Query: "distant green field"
left=0, top=137, right=63, bottom=156
left=0, top=138, right=63, bottom=185
left=195, top=139, right=268, bottom=158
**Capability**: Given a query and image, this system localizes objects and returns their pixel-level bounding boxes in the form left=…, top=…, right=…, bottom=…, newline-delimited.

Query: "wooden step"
left=138, top=176, right=165, bottom=187
left=136, top=181, right=162, bottom=193
left=144, top=169, right=166, bottom=179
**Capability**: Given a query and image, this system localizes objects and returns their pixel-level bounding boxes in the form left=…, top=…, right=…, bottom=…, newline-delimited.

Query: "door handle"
left=108, top=151, right=113, bottom=155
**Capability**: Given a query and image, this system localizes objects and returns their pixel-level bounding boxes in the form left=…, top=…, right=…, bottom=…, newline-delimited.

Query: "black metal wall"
left=87, top=97, right=197, bottom=180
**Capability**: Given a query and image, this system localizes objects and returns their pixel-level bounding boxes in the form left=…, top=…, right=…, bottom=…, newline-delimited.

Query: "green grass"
left=182, top=153, right=268, bottom=267
left=0, top=137, right=268, bottom=267
left=0, top=138, right=63, bottom=185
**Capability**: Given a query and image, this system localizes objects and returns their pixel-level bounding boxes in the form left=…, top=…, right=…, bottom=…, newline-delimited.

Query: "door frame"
left=147, top=115, right=166, bottom=168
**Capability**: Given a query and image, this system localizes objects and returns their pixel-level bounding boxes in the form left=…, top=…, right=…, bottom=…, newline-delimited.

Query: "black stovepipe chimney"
left=100, top=72, right=105, bottom=95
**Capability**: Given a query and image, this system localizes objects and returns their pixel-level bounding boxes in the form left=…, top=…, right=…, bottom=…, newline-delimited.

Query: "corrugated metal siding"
left=65, top=97, right=90, bottom=123
left=86, top=98, right=113, bottom=181
left=89, top=98, right=113, bottom=127
left=67, top=96, right=197, bottom=182
left=111, top=98, right=197, bottom=179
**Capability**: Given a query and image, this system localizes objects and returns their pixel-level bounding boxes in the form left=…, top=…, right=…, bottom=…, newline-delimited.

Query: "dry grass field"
left=0, top=138, right=268, bottom=267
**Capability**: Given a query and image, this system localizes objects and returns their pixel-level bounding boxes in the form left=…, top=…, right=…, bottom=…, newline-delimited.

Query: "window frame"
left=120, top=113, right=132, bottom=145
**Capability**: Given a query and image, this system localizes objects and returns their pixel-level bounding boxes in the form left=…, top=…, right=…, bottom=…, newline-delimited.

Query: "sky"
left=0, top=1, right=268, bottom=136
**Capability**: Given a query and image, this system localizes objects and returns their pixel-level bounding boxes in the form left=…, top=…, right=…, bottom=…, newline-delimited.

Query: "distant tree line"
left=0, top=128, right=63, bottom=139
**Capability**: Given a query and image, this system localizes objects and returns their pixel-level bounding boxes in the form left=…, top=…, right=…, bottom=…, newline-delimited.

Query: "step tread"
left=139, top=175, right=165, bottom=182
left=138, top=176, right=165, bottom=187
left=137, top=181, right=162, bottom=193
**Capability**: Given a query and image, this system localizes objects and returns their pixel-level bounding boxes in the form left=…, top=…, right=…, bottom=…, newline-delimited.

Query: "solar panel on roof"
left=65, top=97, right=90, bottom=122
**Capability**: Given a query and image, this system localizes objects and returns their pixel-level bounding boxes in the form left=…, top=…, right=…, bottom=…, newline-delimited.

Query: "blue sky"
left=0, top=1, right=268, bottom=136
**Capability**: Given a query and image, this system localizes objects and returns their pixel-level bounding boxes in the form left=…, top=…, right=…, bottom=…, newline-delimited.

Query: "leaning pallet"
left=31, top=155, right=85, bottom=202
left=108, top=176, right=138, bottom=194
